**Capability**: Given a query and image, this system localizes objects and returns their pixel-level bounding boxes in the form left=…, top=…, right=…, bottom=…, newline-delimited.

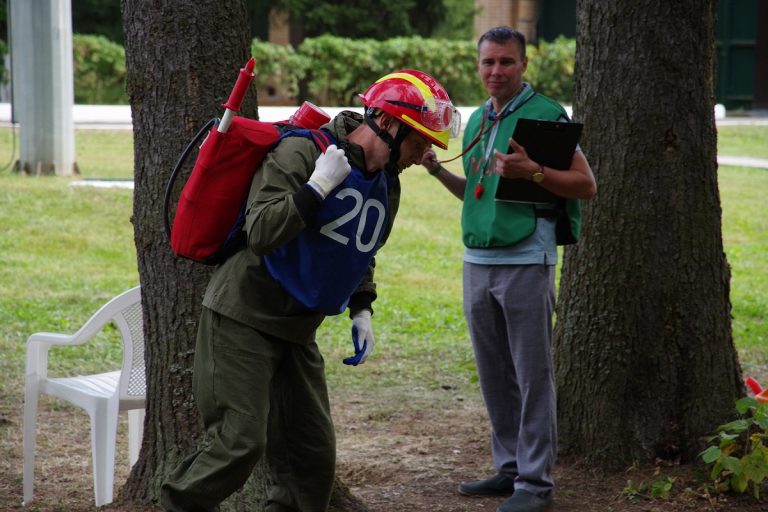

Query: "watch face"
left=532, top=172, right=545, bottom=183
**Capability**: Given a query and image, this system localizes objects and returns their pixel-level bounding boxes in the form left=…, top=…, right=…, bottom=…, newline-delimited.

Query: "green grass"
left=717, top=125, right=768, bottom=363
left=74, top=129, right=135, bottom=179
left=717, top=125, right=768, bottom=159
left=0, top=173, right=137, bottom=393
left=720, top=165, right=768, bottom=357
left=0, top=124, right=765, bottom=400
left=0, top=128, right=135, bottom=179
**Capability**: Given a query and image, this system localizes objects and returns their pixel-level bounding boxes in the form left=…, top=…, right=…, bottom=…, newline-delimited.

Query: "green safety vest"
left=461, top=88, right=581, bottom=248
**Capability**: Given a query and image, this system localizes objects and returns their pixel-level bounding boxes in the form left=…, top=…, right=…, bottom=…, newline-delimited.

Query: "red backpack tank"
left=163, top=59, right=331, bottom=265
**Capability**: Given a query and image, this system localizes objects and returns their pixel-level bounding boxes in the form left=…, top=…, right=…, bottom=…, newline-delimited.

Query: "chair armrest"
left=26, top=332, right=79, bottom=346
left=24, top=287, right=141, bottom=380
left=25, top=333, right=85, bottom=379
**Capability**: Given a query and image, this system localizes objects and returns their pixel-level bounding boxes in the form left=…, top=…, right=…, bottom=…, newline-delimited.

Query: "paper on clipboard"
left=495, top=118, right=583, bottom=204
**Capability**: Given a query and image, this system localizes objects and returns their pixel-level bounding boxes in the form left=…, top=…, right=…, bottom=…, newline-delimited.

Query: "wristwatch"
left=531, top=165, right=545, bottom=183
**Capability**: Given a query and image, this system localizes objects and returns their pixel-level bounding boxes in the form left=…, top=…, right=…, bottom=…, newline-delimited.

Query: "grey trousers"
left=463, top=262, right=556, bottom=496
left=160, top=308, right=335, bottom=512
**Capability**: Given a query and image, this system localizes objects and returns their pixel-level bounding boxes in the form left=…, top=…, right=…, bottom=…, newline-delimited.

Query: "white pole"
left=11, top=0, right=77, bottom=176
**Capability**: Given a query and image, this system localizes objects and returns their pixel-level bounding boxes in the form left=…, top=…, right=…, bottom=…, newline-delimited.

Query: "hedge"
left=73, top=34, right=128, bottom=104
left=66, top=34, right=575, bottom=106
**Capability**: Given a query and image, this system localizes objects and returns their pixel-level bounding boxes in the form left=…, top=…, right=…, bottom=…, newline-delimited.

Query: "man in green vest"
left=422, top=26, right=596, bottom=512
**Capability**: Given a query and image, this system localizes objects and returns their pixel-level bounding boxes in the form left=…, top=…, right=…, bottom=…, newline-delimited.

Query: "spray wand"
left=217, top=57, right=255, bottom=133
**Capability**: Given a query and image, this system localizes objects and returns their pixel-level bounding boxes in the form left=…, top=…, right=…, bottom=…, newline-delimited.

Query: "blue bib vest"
left=263, top=149, right=394, bottom=315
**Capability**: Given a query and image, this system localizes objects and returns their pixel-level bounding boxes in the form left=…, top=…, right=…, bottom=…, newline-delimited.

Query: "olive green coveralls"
left=160, top=112, right=401, bottom=511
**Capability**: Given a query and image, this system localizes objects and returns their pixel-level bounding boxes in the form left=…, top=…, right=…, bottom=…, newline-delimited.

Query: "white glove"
left=343, top=309, right=375, bottom=366
left=307, top=144, right=351, bottom=199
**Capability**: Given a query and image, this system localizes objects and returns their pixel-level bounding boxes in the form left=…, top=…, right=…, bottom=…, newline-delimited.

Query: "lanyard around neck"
left=472, top=87, right=530, bottom=199
left=480, top=85, right=531, bottom=162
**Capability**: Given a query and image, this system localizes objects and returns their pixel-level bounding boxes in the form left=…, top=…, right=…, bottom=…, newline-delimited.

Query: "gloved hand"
left=343, top=309, right=375, bottom=366
left=307, top=144, right=351, bottom=199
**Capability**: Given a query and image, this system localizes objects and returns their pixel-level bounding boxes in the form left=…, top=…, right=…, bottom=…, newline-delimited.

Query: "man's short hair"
left=477, top=26, right=527, bottom=59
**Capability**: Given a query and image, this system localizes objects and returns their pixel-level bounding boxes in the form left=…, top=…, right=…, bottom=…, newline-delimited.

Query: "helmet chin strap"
left=364, top=110, right=412, bottom=174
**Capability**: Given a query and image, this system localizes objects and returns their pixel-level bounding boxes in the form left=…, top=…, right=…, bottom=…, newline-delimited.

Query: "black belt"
left=534, top=208, right=558, bottom=219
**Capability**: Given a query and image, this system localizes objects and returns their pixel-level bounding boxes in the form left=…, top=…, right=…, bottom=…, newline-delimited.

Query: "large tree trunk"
left=120, top=0, right=252, bottom=504
left=554, top=0, right=743, bottom=469
left=119, top=1, right=369, bottom=510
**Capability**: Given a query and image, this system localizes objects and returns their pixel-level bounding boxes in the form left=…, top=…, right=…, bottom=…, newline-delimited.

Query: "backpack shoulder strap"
left=308, top=129, right=333, bottom=152
left=279, top=128, right=336, bottom=153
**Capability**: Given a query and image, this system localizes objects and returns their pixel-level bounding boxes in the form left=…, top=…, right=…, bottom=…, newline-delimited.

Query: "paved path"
left=718, top=155, right=768, bottom=169
left=8, top=103, right=767, bottom=129
left=0, top=103, right=477, bottom=130
left=3, top=104, right=767, bottom=170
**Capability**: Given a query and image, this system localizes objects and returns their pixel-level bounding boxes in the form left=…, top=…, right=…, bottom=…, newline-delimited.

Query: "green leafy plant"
left=649, top=476, right=676, bottom=499
left=73, top=34, right=128, bottom=104
left=622, top=473, right=676, bottom=501
left=525, top=36, right=576, bottom=105
left=251, top=39, right=310, bottom=104
left=700, top=397, right=768, bottom=499
left=12, top=32, right=575, bottom=107
left=296, top=35, right=574, bottom=106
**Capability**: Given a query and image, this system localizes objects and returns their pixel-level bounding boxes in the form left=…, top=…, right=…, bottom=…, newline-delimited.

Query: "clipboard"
left=495, top=118, right=583, bottom=204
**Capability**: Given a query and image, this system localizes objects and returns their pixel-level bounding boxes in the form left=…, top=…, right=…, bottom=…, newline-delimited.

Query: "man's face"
left=478, top=39, right=528, bottom=107
left=397, top=131, right=433, bottom=171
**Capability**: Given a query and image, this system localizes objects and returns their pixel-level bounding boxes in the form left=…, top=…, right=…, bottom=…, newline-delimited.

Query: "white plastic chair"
left=23, top=286, right=146, bottom=507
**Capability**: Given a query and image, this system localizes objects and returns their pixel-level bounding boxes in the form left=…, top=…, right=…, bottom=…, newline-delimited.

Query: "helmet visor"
left=428, top=100, right=461, bottom=139
left=390, top=99, right=461, bottom=139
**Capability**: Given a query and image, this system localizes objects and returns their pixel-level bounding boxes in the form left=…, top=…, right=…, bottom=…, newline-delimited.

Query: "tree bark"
left=119, top=2, right=370, bottom=509
left=120, top=0, right=252, bottom=502
left=554, top=0, right=743, bottom=469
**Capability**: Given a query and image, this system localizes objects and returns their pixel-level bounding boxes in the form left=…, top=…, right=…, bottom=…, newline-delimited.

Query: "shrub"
left=286, top=35, right=573, bottom=106
left=296, top=35, right=482, bottom=106
left=375, top=37, right=486, bottom=106
left=700, top=397, right=768, bottom=499
left=251, top=39, right=309, bottom=105
left=73, top=34, right=128, bottom=104
left=526, top=36, right=576, bottom=105
left=297, top=34, right=383, bottom=106
left=38, top=34, right=577, bottom=107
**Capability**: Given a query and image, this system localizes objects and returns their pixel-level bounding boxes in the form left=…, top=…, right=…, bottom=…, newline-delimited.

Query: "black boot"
left=458, top=473, right=516, bottom=497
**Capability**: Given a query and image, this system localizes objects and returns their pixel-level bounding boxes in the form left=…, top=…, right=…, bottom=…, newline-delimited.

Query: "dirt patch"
left=331, top=387, right=767, bottom=512
left=2, top=385, right=766, bottom=511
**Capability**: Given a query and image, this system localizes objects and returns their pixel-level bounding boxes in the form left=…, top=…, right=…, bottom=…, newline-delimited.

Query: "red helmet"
left=359, top=70, right=460, bottom=150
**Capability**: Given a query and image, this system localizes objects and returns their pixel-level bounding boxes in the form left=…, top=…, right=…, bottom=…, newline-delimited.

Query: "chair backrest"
left=110, top=286, right=146, bottom=404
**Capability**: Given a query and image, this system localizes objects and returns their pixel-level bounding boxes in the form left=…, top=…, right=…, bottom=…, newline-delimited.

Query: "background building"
left=471, top=0, right=766, bottom=112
